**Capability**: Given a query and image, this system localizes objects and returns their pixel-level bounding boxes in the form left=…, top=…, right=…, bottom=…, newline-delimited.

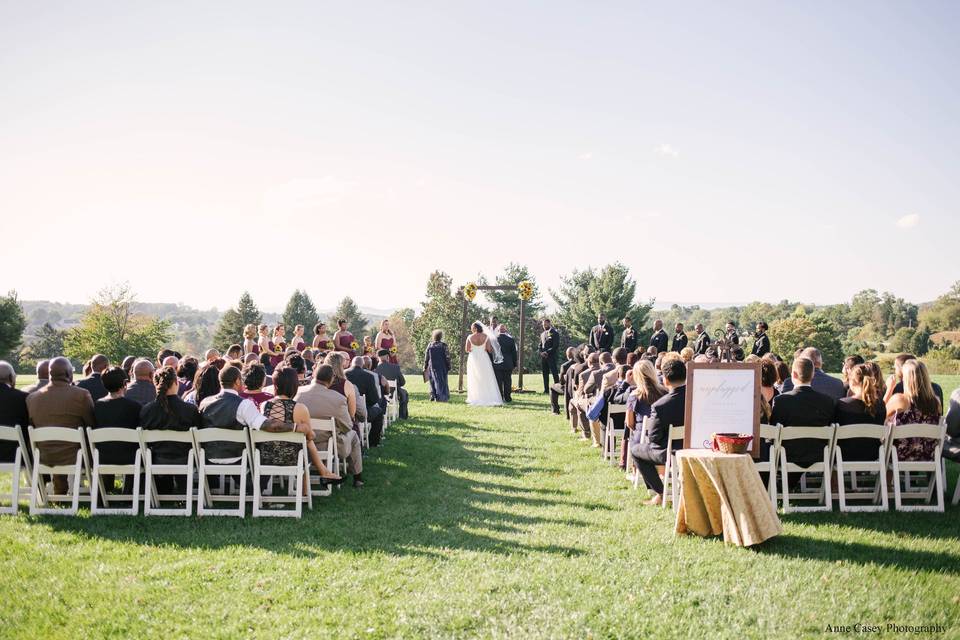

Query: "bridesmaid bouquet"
left=390, top=346, right=398, bottom=355
left=350, top=340, right=360, bottom=350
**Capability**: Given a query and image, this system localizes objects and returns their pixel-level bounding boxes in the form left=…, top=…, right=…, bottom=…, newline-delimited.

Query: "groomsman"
left=649, top=319, right=668, bottom=354
left=620, top=317, right=638, bottom=352
left=725, top=321, right=740, bottom=345
left=589, top=313, right=614, bottom=353
left=493, top=324, right=518, bottom=402
left=752, top=322, right=771, bottom=357
left=539, top=318, right=560, bottom=393
left=694, top=323, right=711, bottom=355
left=671, top=323, right=688, bottom=352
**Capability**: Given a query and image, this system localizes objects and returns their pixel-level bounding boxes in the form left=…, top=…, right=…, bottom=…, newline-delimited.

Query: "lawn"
left=1, top=379, right=959, bottom=638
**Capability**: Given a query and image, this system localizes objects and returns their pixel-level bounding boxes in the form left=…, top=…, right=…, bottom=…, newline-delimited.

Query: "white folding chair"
left=86, top=427, right=143, bottom=516
left=888, top=421, right=946, bottom=512
left=140, top=429, right=196, bottom=517
left=662, top=425, right=685, bottom=510
left=309, top=418, right=340, bottom=495
left=28, top=426, right=90, bottom=516
left=193, top=427, right=251, bottom=518
left=385, top=380, right=400, bottom=423
left=778, top=425, right=836, bottom=513
left=0, top=425, right=32, bottom=514
left=833, top=424, right=890, bottom=513
left=249, top=429, right=310, bottom=518
left=754, top=423, right=782, bottom=508
left=358, top=394, right=371, bottom=449
left=630, top=416, right=652, bottom=487
left=603, top=404, right=628, bottom=464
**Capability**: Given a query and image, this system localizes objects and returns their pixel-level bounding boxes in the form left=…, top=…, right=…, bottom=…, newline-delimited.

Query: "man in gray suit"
left=125, top=359, right=157, bottom=406
left=294, top=364, right=364, bottom=487
left=22, top=359, right=50, bottom=394
left=779, top=347, right=846, bottom=400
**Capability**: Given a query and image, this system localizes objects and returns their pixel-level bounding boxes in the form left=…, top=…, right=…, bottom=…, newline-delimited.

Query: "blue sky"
left=1, top=2, right=957, bottom=312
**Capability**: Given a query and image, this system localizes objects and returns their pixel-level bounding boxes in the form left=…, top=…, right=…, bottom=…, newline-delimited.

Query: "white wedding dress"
left=466, top=335, right=503, bottom=406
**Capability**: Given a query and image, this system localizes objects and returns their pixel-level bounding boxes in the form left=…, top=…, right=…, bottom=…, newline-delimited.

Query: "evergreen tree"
left=484, top=263, right=545, bottom=373
left=411, top=271, right=486, bottom=374
left=550, top=263, right=651, bottom=345
left=0, top=291, right=26, bottom=361
left=282, top=290, right=320, bottom=342
left=213, top=291, right=262, bottom=350
left=26, top=322, right=67, bottom=361
left=331, top=296, right=368, bottom=337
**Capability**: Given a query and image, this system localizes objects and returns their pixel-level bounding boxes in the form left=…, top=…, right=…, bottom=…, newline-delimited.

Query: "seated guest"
left=240, top=363, right=273, bottom=409
left=885, top=353, right=944, bottom=408
left=125, top=359, right=157, bottom=406
left=944, top=387, right=960, bottom=462
left=302, top=348, right=315, bottom=376
left=833, top=363, right=886, bottom=461
left=773, top=360, right=791, bottom=393
left=346, top=356, right=384, bottom=447
left=295, top=364, right=364, bottom=487
left=140, top=366, right=202, bottom=493
left=259, top=366, right=339, bottom=481
left=0, top=361, right=29, bottom=465
left=77, top=354, right=109, bottom=402
left=840, top=355, right=865, bottom=395
left=204, top=349, right=221, bottom=365
left=183, top=365, right=221, bottom=406
left=886, top=359, right=942, bottom=461
left=177, top=357, right=199, bottom=397
left=759, top=359, right=779, bottom=423
left=364, top=355, right=390, bottom=400
left=23, top=359, right=51, bottom=394
left=284, top=352, right=310, bottom=386
left=225, top=344, right=243, bottom=362
left=552, top=347, right=577, bottom=416
left=679, top=347, right=694, bottom=363
left=630, top=359, right=686, bottom=506
left=770, top=357, right=836, bottom=484
left=624, top=359, right=667, bottom=471
left=25, top=357, right=95, bottom=494
left=375, top=349, right=408, bottom=419
left=601, top=348, right=629, bottom=394
left=92, top=366, right=142, bottom=492
left=780, top=347, right=846, bottom=399
left=576, top=353, right=609, bottom=444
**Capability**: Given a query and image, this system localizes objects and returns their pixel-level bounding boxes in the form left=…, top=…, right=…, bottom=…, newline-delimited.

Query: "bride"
left=465, top=321, right=503, bottom=406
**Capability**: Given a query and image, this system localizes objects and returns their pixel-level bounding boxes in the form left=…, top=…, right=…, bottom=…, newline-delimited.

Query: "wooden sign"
left=683, top=362, right=761, bottom=457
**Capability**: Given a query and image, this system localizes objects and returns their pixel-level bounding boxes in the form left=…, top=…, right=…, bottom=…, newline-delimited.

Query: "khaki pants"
left=315, top=430, right=363, bottom=476
left=589, top=420, right=603, bottom=447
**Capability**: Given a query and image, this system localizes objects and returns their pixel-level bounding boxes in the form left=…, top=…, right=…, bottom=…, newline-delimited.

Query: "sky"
left=1, top=1, right=958, bottom=313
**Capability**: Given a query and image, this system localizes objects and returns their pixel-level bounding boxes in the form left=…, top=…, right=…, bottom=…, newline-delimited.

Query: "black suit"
left=630, top=385, right=686, bottom=495
left=752, top=333, right=770, bottom=357
left=345, top=367, right=384, bottom=447
left=375, top=362, right=408, bottom=419
left=650, top=329, right=668, bottom=354
left=77, top=373, right=108, bottom=402
left=671, top=332, right=688, bottom=353
left=770, top=386, right=836, bottom=471
left=554, top=358, right=574, bottom=415
left=694, top=331, right=711, bottom=355
left=620, top=328, right=638, bottom=352
left=0, top=382, right=29, bottom=462
left=589, top=323, right=614, bottom=353
left=494, top=333, right=518, bottom=402
left=539, top=328, right=560, bottom=392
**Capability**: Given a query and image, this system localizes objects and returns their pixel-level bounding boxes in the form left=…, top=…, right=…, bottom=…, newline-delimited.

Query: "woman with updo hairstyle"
left=183, top=364, right=221, bottom=406
left=333, top=318, right=356, bottom=360
left=177, top=357, right=199, bottom=397
left=833, top=363, right=886, bottom=461
left=291, top=325, right=307, bottom=351
left=375, top=318, right=399, bottom=365
left=312, top=322, right=334, bottom=351
left=243, top=324, right=259, bottom=355
left=139, top=366, right=201, bottom=485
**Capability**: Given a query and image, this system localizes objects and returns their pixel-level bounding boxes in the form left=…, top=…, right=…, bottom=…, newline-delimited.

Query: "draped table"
left=674, top=449, right=782, bottom=547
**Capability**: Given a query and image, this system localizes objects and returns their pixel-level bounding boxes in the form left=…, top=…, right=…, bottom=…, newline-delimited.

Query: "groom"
left=493, top=324, right=518, bottom=402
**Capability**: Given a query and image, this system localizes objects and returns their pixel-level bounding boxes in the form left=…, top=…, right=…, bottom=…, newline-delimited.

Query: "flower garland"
left=517, top=281, right=534, bottom=301
left=464, top=283, right=478, bottom=301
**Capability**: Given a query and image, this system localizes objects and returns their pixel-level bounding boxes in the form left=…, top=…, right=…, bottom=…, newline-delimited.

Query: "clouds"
left=896, top=213, right=920, bottom=229
left=655, top=143, right=679, bottom=158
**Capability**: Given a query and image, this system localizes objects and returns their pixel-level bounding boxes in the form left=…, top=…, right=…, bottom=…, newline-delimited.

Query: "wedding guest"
left=630, top=358, right=686, bottom=505
left=679, top=347, right=694, bottom=363
left=204, top=349, right=221, bottom=364
left=240, top=363, right=273, bottom=409
left=375, top=319, right=399, bottom=364
left=295, top=364, right=364, bottom=487
left=725, top=321, right=739, bottom=345
left=333, top=319, right=357, bottom=360
left=376, top=349, right=408, bottom=419
left=565, top=348, right=588, bottom=426
left=77, top=354, right=109, bottom=402
left=91, top=366, right=141, bottom=492
left=583, top=352, right=616, bottom=446
left=944, top=387, right=960, bottom=462
left=361, top=335, right=375, bottom=356
left=183, top=364, right=221, bottom=406
left=346, top=357, right=384, bottom=446
left=834, top=363, right=886, bottom=460
left=620, top=317, right=638, bottom=352
left=313, top=322, right=334, bottom=351
left=177, top=357, right=199, bottom=397
left=780, top=347, right=846, bottom=399
left=886, top=360, right=942, bottom=461
left=290, top=325, right=307, bottom=351
left=774, top=360, right=791, bottom=393
left=302, top=348, right=316, bottom=376
left=424, top=330, right=451, bottom=402
left=125, top=359, right=157, bottom=406
left=552, top=347, right=577, bottom=416
left=225, top=344, right=243, bottom=362
left=243, top=324, right=259, bottom=355
left=140, top=366, right=202, bottom=493
left=841, top=355, right=865, bottom=394
left=624, top=359, right=667, bottom=471
left=22, top=359, right=50, bottom=394
left=26, top=357, right=95, bottom=494
left=885, top=353, right=944, bottom=407
left=752, top=322, right=770, bottom=357
left=324, top=352, right=358, bottom=420
left=572, top=353, right=602, bottom=440
left=539, top=318, right=560, bottom=393
left=693, top=323, right=711, bottom=355
left=259, top=366, right=339, bottom=481
left=601, top=348, right=629, bottom=393
left=0, top=361, right=28, bottom=464
left=770, top=358, right=836, bottom=485
left=121, top=356, right=136, bottom=382
left=759, top=359, right=779, bottom=422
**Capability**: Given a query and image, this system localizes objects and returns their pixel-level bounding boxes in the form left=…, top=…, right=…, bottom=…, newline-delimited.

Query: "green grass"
left=1, top=379, right=959, bottom=638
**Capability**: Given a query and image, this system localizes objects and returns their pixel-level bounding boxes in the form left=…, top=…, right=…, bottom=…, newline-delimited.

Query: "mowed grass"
left=0, top=378, right=958, bottom=638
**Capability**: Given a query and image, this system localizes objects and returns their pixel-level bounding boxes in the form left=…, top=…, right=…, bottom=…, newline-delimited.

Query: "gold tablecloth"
left=674, top=449, right=782, bottom=547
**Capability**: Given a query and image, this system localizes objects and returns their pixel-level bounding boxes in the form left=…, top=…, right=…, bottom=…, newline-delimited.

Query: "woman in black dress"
left=424, top=329, right=451, bottom=402
left=834, top=363, right=886, bottom=461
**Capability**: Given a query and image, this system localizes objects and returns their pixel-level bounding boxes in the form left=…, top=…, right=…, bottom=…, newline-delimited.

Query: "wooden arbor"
left=457, top=284, right=528, bottom=393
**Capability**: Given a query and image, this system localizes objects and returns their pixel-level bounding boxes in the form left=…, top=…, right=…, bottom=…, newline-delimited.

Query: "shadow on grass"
left=778, top=509, right=960, bottom=541
left=755, top=533, right=960, bottom=574
left=36, top=416, right=597, bottom=560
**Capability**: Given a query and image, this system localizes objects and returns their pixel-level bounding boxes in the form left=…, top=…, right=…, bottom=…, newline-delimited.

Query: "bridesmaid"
left=333, top=318, right=357, bottom=360
left=362, top=335, right=375, bottom=356
left=291, top=324, right=307, bottom=351
left=312, top=322, right=334, bottom=351
left=257, top=324, right=278, bottom=368
left=243, top=324, right=259, bottom=355
left=270, top=324, right=286, bottom=371
left=375, top=319, right=399, bottom=365
left=424, top=329, right=451, bottom=402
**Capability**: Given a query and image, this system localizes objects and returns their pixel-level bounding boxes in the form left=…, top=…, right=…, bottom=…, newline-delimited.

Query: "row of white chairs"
left=601, top=413, right=953, bottom=513
left=0, top=419, right=343, bottom=518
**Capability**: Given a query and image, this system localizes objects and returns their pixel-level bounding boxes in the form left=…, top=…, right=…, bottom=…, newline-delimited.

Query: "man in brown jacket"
left=294, top=364, right=364, bottom=487
left=26, top=357, right=95, bottom=493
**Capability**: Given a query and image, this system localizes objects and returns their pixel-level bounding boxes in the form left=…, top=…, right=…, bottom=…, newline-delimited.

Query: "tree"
left=551, top=263, right=651, bottom=345
left=411, top=271, right=486, bottom=374
left=484, top=263, right=545, bottom=373
left=331, top=297, right=368, bottom=337
left=282, top=290, right=320, bottom=342
left=919, top=280, right=960, bottom=332
left=910, top=326, right=931, bottom=357
left=25, top=322, right=66, bottom=361
left=64, top=284, right=171, bottom=363
left=0, top=291, right=26, bottom=361
left=387, top=308, right=418, bottom=372
left=769, top=311, right=843, bottom=371
left=213, top=291, right=262, bottom=350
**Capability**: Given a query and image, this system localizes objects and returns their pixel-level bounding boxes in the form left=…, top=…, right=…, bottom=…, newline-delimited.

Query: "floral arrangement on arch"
left=517, top=281, right=534, bottom=301
left=464, top=282, right=478, bottom=301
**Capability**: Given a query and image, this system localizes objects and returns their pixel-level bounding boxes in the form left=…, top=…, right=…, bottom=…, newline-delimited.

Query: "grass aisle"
left=1, top=380, right=959, bottom=638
